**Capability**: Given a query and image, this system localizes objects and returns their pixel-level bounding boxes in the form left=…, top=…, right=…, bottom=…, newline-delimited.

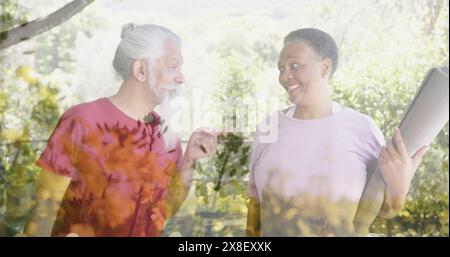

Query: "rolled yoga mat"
left=353, top=66, right=449, bottom=235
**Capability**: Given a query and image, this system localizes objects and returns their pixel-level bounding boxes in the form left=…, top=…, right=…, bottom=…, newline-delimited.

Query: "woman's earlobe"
left=321, top=59, right=332, bottom=79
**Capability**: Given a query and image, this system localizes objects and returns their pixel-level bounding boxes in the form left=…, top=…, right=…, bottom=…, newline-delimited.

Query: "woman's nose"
left=281, top=70, right=293, bottom=83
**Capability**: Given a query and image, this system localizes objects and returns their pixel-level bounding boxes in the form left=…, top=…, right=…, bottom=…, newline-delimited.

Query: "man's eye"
left=292, top=63, right=300, bottom=69
left=278, top=67, right=285, bottom=72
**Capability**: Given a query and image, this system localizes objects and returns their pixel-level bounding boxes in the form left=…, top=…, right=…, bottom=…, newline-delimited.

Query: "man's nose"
left=175, top=72, right=185, bottom=85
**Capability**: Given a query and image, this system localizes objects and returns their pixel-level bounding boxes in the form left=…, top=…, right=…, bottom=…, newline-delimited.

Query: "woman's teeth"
left=287, top=84, right=300, bottom=93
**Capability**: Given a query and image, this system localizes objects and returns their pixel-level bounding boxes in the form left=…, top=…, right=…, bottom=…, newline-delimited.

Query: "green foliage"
left=0, top=64, right=61, bottom=235
left=192, top=52, right=254, bottom=225
left=0, top=0, right=28, bottom=48
left=330, top=8, right=449, bottom=234
left=195, top=133, right=251, bottom=202
left=0, top=0, right=102, bottom=236
left=1, top=0, right=448, bottom=237
left=369, top=139, right=449, bottom=236
left=0, top=0, right=28, bottom=31
left=34, top=26, right=78, bottom=74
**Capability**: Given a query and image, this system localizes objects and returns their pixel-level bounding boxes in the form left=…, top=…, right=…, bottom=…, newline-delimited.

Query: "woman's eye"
left=278, top=67, right=285, bottom=72
left=292, top=63, right=300, bottom=69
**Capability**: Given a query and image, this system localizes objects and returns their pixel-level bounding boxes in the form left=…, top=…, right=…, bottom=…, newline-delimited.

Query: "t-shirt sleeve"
left=36, top=107, right=84, bottom=178
left=364, top=116, right=386, bottom=174
left=247, top=126, right=267, bottom=202
left=247, top=113, right=277, bottom=202
left=175, top=139, right=184, bottom=171
left=247, top=131, right=260, bottom=201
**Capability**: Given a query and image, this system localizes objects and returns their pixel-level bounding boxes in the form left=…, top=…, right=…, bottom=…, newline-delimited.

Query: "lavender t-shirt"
left=248, top=104, right=385, bottom=236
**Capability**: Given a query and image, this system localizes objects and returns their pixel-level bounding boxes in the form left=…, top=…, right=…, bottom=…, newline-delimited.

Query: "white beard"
left=150, top=81, right=181, bottom=151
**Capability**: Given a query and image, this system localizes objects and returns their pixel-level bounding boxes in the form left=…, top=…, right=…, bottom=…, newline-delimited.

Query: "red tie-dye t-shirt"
left=36, top=98, right=183, bottom=237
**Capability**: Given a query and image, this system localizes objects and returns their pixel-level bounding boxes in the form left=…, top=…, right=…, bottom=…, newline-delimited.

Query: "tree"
left=0, top=0, right=97, bottom=236
left=0, top=0, right=95, bottom=50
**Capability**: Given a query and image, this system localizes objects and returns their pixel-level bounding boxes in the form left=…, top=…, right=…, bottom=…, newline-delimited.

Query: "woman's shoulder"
left=256, top=110, right=282, bottom=129
left=340, top=105, right=377, bottom=125
left=340, top=105, right=384, bottom=140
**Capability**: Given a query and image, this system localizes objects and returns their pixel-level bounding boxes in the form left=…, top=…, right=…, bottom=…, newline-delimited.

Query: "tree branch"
left=0, top=0, right=95, bottom=50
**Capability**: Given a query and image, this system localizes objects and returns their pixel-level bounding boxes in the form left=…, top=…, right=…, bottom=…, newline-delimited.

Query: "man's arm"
left=22, top=169, right=70, bottom=236
left=162, top=129, right=218, bottom=219
left=246, top=197, right=261, bottom=237
left=161, top=156, right=196, bottom=219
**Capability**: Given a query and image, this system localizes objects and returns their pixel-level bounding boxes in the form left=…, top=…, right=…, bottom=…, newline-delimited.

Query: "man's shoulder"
left=62, top=98, right=106, bottom=120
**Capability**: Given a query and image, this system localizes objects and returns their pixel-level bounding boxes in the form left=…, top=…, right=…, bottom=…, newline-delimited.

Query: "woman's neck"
left=294, top=95, right=333, bottom=120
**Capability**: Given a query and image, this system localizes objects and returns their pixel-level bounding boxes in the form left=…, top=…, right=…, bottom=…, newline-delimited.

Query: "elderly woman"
left=246, top=28, right=428, bottom=236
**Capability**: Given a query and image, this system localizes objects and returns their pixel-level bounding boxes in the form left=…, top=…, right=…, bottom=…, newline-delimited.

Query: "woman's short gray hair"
left=113, top=23, right=181, bottom=80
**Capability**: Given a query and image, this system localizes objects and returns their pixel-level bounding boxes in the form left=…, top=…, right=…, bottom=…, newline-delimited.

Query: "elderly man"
left=22, top=23, right=217, bottom=237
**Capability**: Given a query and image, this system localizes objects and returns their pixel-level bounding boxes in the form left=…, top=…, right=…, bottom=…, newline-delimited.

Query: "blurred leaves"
left=0, top=0, right=448, bottom=237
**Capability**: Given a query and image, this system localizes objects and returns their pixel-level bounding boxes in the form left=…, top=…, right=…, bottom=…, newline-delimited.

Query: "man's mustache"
left=161, top=84, right=180, bottom=91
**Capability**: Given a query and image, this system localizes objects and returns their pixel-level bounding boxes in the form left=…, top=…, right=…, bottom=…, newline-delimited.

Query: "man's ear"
left=131, top=59, right=148, bottom=82
left=321, top=58, right=332, bottom=79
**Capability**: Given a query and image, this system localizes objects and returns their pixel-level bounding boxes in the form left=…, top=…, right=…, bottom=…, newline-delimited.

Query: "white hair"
left=112, top=23, right=181, bottom=81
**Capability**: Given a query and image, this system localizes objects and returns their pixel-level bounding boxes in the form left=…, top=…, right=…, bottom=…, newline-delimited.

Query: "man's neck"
left=108, top=80, right=159, bottom=121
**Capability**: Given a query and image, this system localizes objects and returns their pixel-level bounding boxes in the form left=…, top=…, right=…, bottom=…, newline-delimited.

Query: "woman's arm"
left=353, top=128, right=428, bottom=233
left=377, top=127, right=428, bottom=218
